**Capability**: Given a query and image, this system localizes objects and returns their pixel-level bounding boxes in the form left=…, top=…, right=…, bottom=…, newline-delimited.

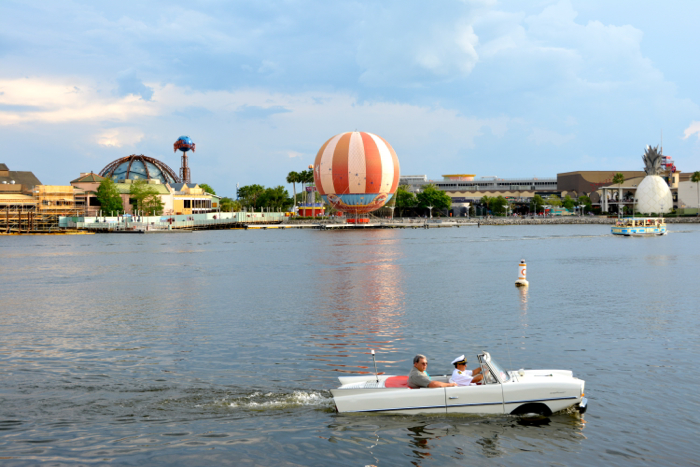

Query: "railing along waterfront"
left=72, top=216, right=280, bottom=232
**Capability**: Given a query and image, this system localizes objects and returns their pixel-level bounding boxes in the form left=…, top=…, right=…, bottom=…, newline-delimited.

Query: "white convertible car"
left=331, top=352, right=587, bottom=416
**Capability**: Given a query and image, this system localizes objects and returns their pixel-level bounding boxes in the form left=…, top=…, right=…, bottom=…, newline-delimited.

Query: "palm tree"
left=299, top=169, right=314, bottom=203
left=612, top=172, right=624, bottom=216
left=692, top=171, right=700, bottom=216
left=286, top=171, right=300, bottom=208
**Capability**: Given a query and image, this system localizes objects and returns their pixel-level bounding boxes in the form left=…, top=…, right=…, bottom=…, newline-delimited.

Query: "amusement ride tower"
left=173, top=136, right=196, bottom=184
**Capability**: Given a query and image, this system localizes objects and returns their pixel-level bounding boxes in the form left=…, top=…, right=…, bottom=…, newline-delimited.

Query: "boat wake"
left=220, top=390, right=333, bottom=410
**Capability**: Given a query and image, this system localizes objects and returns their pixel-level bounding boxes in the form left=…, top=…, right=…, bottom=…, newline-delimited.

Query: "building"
left=99, top=154, right=180, bottom=185
left=592, top=172, right=685, bottom=213
left=70, top=172, right=107, bottom=215
left=74, top=155, right=219, bottom=216
left=556, top=171, right=646, bottom=200
left=171, top=183, right=219, bottom=215
left=70, top=173, right=174, bottom=215
left=0, top=163, right=79, bottom=233
left=676, top=175, right=700, bottom=214
left=399, top=174, right=559, bottom=215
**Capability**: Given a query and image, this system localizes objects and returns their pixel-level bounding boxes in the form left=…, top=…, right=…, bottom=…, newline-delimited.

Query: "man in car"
left=408, top=354, right=457, bottom=388
left=449, top=355, right=483, bottom=386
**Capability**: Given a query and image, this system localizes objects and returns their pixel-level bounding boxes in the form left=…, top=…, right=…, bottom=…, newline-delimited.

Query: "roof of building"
left=99, top=154, right=180, bottom=185
left=0, top=193, right=36, bottom=203
left=170, top=182, right=200, bottom=192
left=0, top=163, right=8, bottom=171
left=0, top=169, right=42, bottom=187
left=71, top=172, right=106, bottom=183
left=597, top=176, right=647, bottom=189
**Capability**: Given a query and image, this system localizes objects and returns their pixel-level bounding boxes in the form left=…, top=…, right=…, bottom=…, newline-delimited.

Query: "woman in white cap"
left=449, top=355, right=484, bottom=386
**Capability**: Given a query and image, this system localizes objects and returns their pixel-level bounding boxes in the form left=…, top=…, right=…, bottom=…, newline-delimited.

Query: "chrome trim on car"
left=504, top=396, right=578, bottom=405
left=445, top=401, right=505, bottom=408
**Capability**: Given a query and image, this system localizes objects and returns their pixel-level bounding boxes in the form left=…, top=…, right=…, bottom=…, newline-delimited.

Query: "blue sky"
left=1, top=0, right=699, bottom=196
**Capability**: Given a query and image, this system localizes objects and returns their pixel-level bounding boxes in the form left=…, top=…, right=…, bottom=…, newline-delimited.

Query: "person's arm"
left=428, top=380, right=457, bottom=388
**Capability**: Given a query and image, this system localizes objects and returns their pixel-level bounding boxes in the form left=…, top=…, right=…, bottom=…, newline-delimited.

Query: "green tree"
left=489, top=196, right=508, bottom=216
left=562, top=195, right=575, bottom=211
left=545, top=194, right=562, bottom=206
left=237, top=184, right=266, bottom=209
left=299, top=169, right=314, bottom=188
left=395, top=185, right=417, bottom=216
left=259, top=185, right=293, bottom=210
left=129, top=180, right=164, bottom=215
left=199, top=183, right=216, bottom=195
left=416, top=184, right=451, bottom=215
left=220, top=197, right=242, bottom=212
left=286, top=171, right=301, bottom=207
left=691, top=171, right=700, bottom=216
left=95, top=178, right=124, bottom=215
left=577, top=195, right=592, bottom=214
left=531, top=194, right=545, bottom=214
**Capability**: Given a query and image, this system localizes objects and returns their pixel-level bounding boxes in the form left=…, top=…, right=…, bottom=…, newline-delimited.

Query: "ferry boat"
left=611, top=217, right=666, bottom=236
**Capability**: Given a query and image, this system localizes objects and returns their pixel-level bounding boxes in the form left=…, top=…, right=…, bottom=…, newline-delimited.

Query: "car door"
left=445, top=366, right=504, bottom=414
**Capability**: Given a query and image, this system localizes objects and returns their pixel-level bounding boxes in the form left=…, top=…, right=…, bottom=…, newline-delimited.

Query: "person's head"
left=452, top=355, right=467, bottom=369
left=413, top=354, right=427, bottom=371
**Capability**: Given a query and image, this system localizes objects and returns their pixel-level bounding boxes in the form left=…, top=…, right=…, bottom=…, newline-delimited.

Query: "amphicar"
left=331, top=352, right=587, bottom=416
left=611, top=217, right=666, bottom=236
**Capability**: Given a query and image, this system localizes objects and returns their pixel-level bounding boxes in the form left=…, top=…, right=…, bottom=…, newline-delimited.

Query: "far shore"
left=287, top=216, right=700, bottom=226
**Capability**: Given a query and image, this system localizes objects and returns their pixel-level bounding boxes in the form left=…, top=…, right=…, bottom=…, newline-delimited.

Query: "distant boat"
left=611, top=217, right=666, bottom=236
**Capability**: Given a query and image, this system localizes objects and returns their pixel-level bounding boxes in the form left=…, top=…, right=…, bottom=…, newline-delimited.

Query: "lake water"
left=1, top=224, right=698, bottom=466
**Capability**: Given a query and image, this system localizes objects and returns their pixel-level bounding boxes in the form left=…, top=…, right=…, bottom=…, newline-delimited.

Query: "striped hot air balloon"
left=313, top=131, right=400, bottom=214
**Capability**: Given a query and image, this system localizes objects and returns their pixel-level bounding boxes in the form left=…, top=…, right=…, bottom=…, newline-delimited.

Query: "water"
left=1, top=225, right=698, bottom=466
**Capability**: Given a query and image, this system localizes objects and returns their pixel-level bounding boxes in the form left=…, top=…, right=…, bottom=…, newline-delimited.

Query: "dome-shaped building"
left=99, top=155, right=180, bottom=185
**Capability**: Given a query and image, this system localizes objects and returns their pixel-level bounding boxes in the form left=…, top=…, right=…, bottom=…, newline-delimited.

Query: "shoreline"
left=289, top=216, right=700, bottom=226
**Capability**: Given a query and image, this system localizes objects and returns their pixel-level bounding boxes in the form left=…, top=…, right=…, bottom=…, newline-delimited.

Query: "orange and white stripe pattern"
left=313, top=131, right=400, bottom=196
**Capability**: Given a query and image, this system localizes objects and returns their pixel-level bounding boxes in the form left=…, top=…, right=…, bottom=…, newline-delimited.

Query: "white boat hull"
left=331, top=354, right=586, bottom=416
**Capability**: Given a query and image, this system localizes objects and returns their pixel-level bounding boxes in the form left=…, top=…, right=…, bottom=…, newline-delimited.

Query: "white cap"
left=451, top=355, right=467, bottom=365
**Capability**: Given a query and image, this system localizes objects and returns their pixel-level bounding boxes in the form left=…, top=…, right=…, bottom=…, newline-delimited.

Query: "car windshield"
left=488, top=356, right=510, bottom=382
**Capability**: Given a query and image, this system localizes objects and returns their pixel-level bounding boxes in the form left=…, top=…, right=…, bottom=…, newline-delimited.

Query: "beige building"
left=70, top=174, right=174, bottom=215
left=171, top=183, right=219, bottom=215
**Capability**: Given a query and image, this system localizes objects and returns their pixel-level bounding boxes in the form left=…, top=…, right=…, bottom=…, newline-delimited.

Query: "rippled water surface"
left=1, top=225, right=698, bottom=466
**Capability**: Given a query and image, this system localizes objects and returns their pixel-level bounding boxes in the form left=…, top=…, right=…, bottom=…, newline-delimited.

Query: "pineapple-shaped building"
left=635, top=145, right=673, bottom=214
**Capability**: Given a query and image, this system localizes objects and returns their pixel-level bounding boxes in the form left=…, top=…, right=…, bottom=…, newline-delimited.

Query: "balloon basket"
left=346, top=218, right=370, bottom=224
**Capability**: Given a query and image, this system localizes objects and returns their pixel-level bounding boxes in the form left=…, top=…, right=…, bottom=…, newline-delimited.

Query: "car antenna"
left=371, top=349, right=379, bottom=383
left=505, top=333, right=514, bottom=372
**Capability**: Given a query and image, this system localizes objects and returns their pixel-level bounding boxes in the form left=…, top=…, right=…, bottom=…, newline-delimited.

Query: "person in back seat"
left=408, top=354, right=457, bottom=388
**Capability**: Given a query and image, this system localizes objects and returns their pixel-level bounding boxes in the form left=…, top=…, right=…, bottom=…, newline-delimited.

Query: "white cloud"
left=0, top=77, right=157, bottom=125
left=96, top=127, right=145, bottom=148
left=683, top=121, right=700, bottom=140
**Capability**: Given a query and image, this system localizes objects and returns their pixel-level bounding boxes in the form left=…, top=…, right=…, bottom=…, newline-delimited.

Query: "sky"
left=1, top=0, right=700, bottom=196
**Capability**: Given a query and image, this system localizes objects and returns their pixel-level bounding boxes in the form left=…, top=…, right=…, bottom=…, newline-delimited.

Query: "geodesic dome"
left=99, top=155, right=180, bottom=185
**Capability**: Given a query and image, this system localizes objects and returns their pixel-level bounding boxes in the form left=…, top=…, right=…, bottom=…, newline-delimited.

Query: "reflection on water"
left=306, top=231, right=407, bottom=374
left=327, top=412, right=587, bottom=463
left=518, top=286, right=529, bottom=313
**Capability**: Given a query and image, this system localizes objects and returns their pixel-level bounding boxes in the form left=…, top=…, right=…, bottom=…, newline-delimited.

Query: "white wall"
left=677, top=180, right=700, bottom=209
